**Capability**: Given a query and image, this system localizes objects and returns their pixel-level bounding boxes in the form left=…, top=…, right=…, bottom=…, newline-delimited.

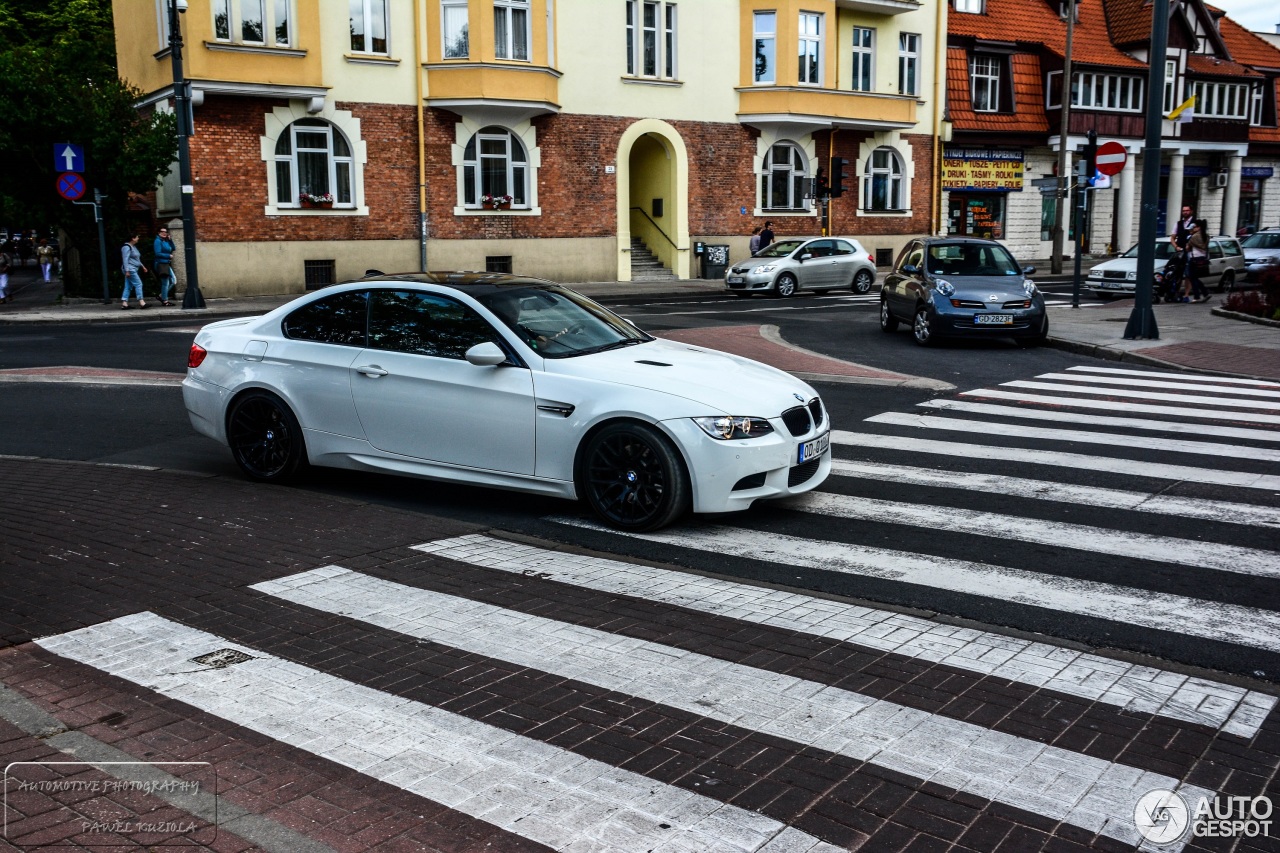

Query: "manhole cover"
left=190, top=649, right=255, bottom=668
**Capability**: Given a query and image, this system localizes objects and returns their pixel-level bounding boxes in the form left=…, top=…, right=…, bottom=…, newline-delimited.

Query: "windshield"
left=756, top=240, right=806, bottom=258
left=478, top=285, right=653, bottom=359
left=1242, top=232, right=1280, bottom=250
left=1121, top=243, right=1177, bottom=260
left=925, top=243, right=1021, bottom=276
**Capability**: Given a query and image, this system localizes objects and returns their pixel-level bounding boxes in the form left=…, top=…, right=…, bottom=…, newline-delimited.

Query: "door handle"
left=356, top=365, right=389, bottom=377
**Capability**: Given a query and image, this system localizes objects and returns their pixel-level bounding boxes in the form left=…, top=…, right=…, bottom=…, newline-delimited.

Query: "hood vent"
left=635, top=360, right=673, bottom=366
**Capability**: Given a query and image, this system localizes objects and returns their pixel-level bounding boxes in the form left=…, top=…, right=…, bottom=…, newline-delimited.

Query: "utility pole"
left=168, top=0, right=205, bottom=309
left=1051, top=0, right=1078, bottom=275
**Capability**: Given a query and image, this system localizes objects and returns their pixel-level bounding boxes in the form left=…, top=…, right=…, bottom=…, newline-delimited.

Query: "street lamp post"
left=168, top=0, right=204, bottom=309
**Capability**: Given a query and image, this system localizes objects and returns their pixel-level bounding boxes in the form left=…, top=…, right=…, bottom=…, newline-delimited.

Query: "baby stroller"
left=1153, top=251, right=1185, bottom=303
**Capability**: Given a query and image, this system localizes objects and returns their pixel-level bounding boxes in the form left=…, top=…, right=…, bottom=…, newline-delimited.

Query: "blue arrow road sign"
left=54, top=143, right=84, bottom=173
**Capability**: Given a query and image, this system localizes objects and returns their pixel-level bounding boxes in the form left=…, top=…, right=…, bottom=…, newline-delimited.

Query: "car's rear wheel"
left=579, top=422, right=690, bottom=532
left=912, top=305, right=936, bottom=347
left=879, top=299, right=899, bottom=332
left=773, top=273, right=797, bottom=298
left=852, top=269, right=875, bottom=294
left=227, top=390, right=308, bottom=482
left=1217, top=270, right=1235, bottom=293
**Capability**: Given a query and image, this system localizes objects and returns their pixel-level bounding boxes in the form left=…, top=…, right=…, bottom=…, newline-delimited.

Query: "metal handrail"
left=628, top=207, right=677, bottom=249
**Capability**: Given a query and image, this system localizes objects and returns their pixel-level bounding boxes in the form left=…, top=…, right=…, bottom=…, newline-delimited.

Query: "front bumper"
left=1087, top=277, right=1135, bottom=295
left=724, top=270, right=779, bottom=292
left=928, top=295, right=1046, bottom=337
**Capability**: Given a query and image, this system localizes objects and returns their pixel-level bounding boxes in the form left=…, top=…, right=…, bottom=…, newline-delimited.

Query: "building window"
left=760, top=142, right=808, bottom=211
left=1251, top=83, right=1265, bottom=126
left=970, top=54, right=1002, bottom=112
left=852, top=27, right=874, bottom=92
left=1163, top=59, right=1179, bottom=114
left=1048, top=72, right=1143, bottom=112
left=1192, top=81, right=1250, bottom=120
left=799, top=13, right=822, bottom=86
left=462, top=127, right=529, bottom=208
left=754, top=11, right=776, bottom=84
left=212, top=0, right=290, bottom=46
left=350, top=0, right=388, bottom=54
left=626, top=1, right=677, bottom=78
left=898, top=33, right=920, bottom=96
left=864, top=147, right=905, bottom=211
left=442, top=0, right=468, bottom=58
left=495, top=0, right=530, bottom=61
left=954, top=0, right=983, bottom=11
left=274, top=119, right=354, bottom=208
left=948, top=194, right=1006, bottom=239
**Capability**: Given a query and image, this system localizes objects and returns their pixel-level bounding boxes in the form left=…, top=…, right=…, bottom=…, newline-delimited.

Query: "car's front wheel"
left=852, top=269, right=875, bottom=294
left=773, top=273, right=797, bottom=298
left=880, top=299, right=899, bottom=332
left=227, top=390, right=308, bottom=482
left=912, top=305, right=936, bottom=347
left=579, top=422, right=691, bottom=532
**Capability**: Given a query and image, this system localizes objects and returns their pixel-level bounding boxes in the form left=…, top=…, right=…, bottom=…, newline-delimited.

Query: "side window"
left=274, top=119, right=354, bottom=208
left=901, top=242, right=924, bottom=271
left=1208, top=241, right=1224, bottom=259
left=832, top=240, right=855, bottom=256
left=1222, top=239, right=1242, bottom=257
left=462, top=127, right=529, bottom=208
left=369, top=290, right=499, bottom=360
left=282, top=291, right=368, bottom=345
left=807, top=240, right=835, bottom=257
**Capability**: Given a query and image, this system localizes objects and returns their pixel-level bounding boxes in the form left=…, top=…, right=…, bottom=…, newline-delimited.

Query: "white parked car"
left=183, top=273, right=832, bottom=531
left=1087, top=237, right=1245, bottom=296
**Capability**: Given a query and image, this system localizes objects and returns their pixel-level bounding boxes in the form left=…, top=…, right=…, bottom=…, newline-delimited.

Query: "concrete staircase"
left=630, top=238, right=676, bottom=281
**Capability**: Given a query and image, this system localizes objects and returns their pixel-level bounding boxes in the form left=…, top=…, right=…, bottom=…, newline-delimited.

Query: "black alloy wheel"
left=227, top=391, right=308, bottom=482
left=879, top=299, right=899, bottom=332
left=579, top=422, right=690, bottom=531
left=774, top=273, right=797, bottom=298
left=852, top=269, right=875, bottom=294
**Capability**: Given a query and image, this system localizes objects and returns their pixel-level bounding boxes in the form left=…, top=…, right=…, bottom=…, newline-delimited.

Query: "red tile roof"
left=950, top=0, right=1144, bottom=69
left=1186, top=54, right=1262, bottom=78
left=1102, top=0, right=1152, bottom=46
left=946, top=48, right=1051, bottom=134
left=1218, top=14, right=1280, bottom=70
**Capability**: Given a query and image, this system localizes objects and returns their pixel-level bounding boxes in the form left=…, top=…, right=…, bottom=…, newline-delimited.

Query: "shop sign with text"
left=942, top=148, right=1025, bottom=192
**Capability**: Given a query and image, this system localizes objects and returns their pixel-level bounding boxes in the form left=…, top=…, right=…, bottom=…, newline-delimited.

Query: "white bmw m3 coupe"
left=183, top=272, right=831, bottom=531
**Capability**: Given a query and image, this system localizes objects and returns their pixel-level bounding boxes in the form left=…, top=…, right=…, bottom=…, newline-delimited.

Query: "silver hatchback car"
left=725, top=237, right=877, bottom=297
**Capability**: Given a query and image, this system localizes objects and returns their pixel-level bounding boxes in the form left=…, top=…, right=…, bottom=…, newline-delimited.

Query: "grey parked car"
left=1241, top=228, right=1280, bottom=284
left=880, top=237, right=1047, bottom=347
left=725, top=236, right=877, bottom=297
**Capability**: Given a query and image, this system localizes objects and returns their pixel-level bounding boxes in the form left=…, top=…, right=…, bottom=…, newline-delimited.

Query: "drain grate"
left=190, top=648, right=255, bottom=669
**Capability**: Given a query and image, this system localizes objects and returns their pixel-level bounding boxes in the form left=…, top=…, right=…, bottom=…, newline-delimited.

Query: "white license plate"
left=1102, top=281, right=1121, bottom=289
left=797, top=431, right=830, bottom=464
left=974, top=313, right=1013, bottom=325
left=727, top=276, right=745, bottom=284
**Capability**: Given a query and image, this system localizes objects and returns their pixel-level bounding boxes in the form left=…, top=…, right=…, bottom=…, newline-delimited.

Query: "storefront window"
left=948, top=194, right=1006, bottom=239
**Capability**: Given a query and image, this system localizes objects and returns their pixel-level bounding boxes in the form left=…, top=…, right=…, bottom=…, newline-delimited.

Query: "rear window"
left=282, top=290, right=368, bottom=346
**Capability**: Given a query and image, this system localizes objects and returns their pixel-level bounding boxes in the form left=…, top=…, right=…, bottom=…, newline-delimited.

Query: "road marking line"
left=830, top=458, right=1280, bottom=528
left=550, top=518, right=1280, bottom=655
left=1032, top=372, right=1280, bottom=399
left=253, top=568, right=1210, bottom=848
left=918, top=399, right=1280, bottom=443
left=1065, top=365, right=1280, bottom=389
left=998, top=381, right=1280, bottom=411
left=866, top=411, right=1280, bottom=462
left=413, top=534, right=1274, bottom=736
left=38, top=612, right=842, bottom=853
left=832, top=430, right=1280, bottom=490
left=959, top=387, right=1280, bottom=425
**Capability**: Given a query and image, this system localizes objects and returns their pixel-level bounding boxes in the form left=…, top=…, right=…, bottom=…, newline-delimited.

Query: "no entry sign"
left=1095, top=141, right=1128, bottom=176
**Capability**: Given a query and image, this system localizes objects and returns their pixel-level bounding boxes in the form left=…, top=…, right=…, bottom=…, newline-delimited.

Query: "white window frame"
left=1163, top=59, right=1180, bottom=114
left=349, top=0, right=389, bottom=55
left=970, top=54, right=1001, bottom=113
left=1047, top=71, right=1143, bottom=113
left=898, top=32, right=920, bottom=97
left=461, top=127, right=530, bottom=209
left=1192, top=81, right=1250, bottom=120
left=494, top=0, right=531, bottom=61
left=754, top=11, right=776, bottom=85
left=954, top=0, right=983, bottom=11
left=273, top=119, right=356, bottom=209
left=760, top=142, right=810, bottom=211
left=442, top=0, right=469, bottom=59
left=626, top=1, right=677, bottom=79
left=863, top=146, right=905, bottom=212
left=210, top=0, right=292, bottom=47
left=852, top=27, right=874, bottom=92
left=1252, top=83, right=1265, bottom=126
left=798, top=12, right=822, bottom=86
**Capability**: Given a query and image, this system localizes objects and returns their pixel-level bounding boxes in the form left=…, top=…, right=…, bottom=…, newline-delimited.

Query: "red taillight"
left=188, top=343, right=208, bottom=369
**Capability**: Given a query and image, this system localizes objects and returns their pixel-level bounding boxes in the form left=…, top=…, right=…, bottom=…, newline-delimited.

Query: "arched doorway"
left=616, top=120, right=689, bottom=280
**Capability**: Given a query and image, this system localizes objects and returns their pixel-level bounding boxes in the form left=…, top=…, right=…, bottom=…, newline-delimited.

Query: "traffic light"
left=815, top=167, right=829, bottom=198
left=830, top=157, right=848, bottom=198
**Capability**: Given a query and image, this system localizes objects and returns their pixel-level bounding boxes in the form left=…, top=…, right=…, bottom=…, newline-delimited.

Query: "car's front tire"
left=578, top=422, right=691, bottom=532
left=852, top=269, right=875, bottom=294
left=912, top=305, right=936, bottom=347
left=774, top=273, right=797, bottom=298
left=227, top=390, right=308, bottom=482
left=879, top=299, right=899, bottom=332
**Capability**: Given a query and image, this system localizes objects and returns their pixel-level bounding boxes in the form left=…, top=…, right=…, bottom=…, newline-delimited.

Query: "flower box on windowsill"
left=300, top=199, right=333, bottom=209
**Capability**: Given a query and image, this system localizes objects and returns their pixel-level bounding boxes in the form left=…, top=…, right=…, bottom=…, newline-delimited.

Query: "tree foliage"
left=0, top=0, right=176, bottom=290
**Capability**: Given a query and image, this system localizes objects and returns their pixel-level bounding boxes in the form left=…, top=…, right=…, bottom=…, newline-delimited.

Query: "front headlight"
left=1125, top=271, right=1137, bottom=281
left=934, top=279, right=955, bottom=297
left=1023, top=280, right=1038, bottom=296
left=692, top=416, right=776, bottom=440
left=751, top=264, right=777, bottom=275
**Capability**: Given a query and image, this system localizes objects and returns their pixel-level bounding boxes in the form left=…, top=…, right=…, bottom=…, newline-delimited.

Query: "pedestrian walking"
left=1172, top=205, right=1196, bottom=250
left=35, top=239, right=56, bottom=283
left=748, top=227, right=762, bottom=256
left=759, top=220, right=775, bottom=250
left=153, top=227, right=177, bottom=306
left=1180, top=219, right=1210, bottom=303
left=0, top=241, right=12, bottom=303
left=120, top=234, right=148, bottom=309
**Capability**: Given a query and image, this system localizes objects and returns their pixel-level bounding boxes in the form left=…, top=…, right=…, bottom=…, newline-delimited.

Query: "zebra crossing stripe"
left=829, top=458, right=1280, bottom=528
left=251, top=567, right=1211, bottom=848
left=866, top=411, right=1280, bottom=462
left=959, top=388, right=1280, bottom=425
left=36, top=612, right=843, bottom=853
left=832, top=430, right=1280, bottom=491
left=999, top=380, right=1280, bottom=411
left=412, top=534, right=1276, bottom=737
left=1065, top=365, right=1280, bottom=389
left=552, top=518, right=1280, bottom=654
left=1033, top=371, right=1280, bottom=399
left=917, top=399, right=1280, bottom=443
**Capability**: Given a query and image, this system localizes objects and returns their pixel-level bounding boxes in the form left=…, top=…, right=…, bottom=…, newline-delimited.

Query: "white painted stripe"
left=412, top=534, right=1276, bottom=736
left=37, top=612, right=840, bottom=853
left=253, top=568, right=1210, bottom=848
left=959, top=388, right=1280, bottom=425
left=866, top=411, right=1280, bottom=462
left=832, top=430, right=1280, bottom=491
left=999, top=381, right=1280, bottom=411
left=918, top=399, right=1280, bottom=443
left=551, top=517, right=1280, bottom=656
left=1033, top=371, right=1280, bottom=399
left=830, top=458, right=1280, bottom=529
left=783, top=490, right=1280, bottom=579
left=1065, top=365, right=1280, bottom=389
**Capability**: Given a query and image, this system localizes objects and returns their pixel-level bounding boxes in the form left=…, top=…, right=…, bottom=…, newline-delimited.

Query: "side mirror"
left=902, top=264, right=919, bottom=275
left=798, top=253, right=812, bottom=262
left=465, top=341, right=507, bottom=366
left=1022, top=265, right=1036, bottom=275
